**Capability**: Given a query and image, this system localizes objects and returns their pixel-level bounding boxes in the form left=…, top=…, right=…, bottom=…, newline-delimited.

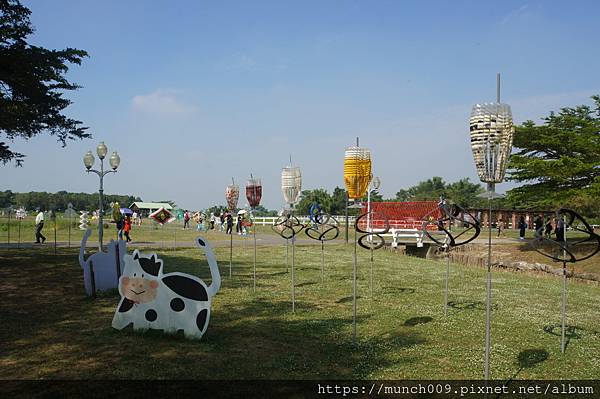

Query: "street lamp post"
left=83, top=142, right=121, bottom=252
left=367, top=176, right=380, bottom=297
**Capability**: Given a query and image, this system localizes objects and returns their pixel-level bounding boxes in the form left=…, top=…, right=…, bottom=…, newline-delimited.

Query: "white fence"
left=252, top=215, right=356, bottom=226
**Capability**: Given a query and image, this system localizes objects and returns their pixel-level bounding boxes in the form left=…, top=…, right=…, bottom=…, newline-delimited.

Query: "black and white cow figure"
left=112, top=237, right=221, bottom=339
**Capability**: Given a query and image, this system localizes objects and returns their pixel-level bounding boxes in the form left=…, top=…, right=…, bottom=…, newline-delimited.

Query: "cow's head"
left=119, top=250, right=162, bottom=304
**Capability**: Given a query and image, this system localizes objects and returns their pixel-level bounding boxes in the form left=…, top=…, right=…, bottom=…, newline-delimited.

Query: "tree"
left=445, top=178, right=485, bottom=208
left=368, top=189, right=383, bottom=202
left=393, top=177, right=485, bottom=207
left=329, top=186, right=348, bottom=215
left=395, top=177, right=446, bottom=201
left=506, top=95, right=600, bottom=217
left=1, top=0, right=89, bottom=165
left=295, top=189, right=332, bottom=215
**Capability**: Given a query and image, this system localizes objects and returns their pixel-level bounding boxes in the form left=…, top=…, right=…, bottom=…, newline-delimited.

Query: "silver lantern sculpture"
left=470, top=103, right=514, bottom=193
left=281, top=163, right=302, bottom=312
left=225, top=178, right=240, bottom=278
left=470, top=73, right=514, bottom=382
left=281, top=166, right=302, bottom=208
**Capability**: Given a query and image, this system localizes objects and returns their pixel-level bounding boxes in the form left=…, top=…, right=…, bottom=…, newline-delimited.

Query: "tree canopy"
left=0, top=189, right=140, bottom=211
left=506, top=95, right=600, bottom=217
left=0, top=0, right=89, bottom=165
left=395, top=177, right=485, bottom=207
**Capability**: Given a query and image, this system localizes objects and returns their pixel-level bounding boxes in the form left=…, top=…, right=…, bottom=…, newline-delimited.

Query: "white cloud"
left=131, top=89, right=195, bottom=115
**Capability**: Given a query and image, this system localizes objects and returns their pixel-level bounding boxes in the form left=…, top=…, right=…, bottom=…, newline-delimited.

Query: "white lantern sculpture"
left=470, top=73, right=514, bottom=382
left=280, top=163, right=302, bottom=312
left=469, top=103, right=514, bottom=193
left=281, top=166, right=302, bottom=208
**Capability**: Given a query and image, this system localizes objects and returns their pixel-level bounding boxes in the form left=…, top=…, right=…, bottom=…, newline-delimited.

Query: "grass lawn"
left=1, top=240, right=599, bottom=379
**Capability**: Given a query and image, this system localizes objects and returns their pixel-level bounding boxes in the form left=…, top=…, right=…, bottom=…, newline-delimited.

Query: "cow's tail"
left=79, top=229, right=92, bottom=269
left=196, top=237, right=221, bottom=298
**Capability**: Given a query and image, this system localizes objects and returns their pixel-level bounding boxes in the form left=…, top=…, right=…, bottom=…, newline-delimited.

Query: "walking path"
left=0, top=233, right=530, bottom=250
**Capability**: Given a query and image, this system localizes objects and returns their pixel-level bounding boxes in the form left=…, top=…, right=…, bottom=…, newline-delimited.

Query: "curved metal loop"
left=531, top=208, right=600, bottom=263
left=271, top=213, right=304, bottom=240
left=355, top=211, right=389, bottom=251
left=422, top=201, right=481, bottom=249
left=305, top=214, right=340, bottom=242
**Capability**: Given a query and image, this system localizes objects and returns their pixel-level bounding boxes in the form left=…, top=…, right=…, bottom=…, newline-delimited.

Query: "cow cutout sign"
left=112, top=237, right=221, bottom=339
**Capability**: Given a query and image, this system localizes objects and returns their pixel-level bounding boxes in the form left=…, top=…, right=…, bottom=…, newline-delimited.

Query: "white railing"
left=251, top=215, right=356, bottom=226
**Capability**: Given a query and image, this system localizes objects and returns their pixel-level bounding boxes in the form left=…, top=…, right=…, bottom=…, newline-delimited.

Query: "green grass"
left=1, top=242, right=599, bottom=379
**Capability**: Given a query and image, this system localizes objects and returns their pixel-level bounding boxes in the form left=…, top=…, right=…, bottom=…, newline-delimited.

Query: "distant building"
left=129, top=202, right=173, bottom=217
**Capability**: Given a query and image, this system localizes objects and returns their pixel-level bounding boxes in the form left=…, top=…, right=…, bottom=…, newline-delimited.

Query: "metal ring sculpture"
left=305, top=205, right=340, bottom=242
left=355, top=211, right=390, bottom=250
left=531, top=208, right=600, bottom=263
left=421, top=202, right=481, bottom=249
left=272, top=213, right=304, bottom=240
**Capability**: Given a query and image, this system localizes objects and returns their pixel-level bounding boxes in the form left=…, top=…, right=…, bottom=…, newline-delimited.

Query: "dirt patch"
left=448, top=242, right=600, bottom=284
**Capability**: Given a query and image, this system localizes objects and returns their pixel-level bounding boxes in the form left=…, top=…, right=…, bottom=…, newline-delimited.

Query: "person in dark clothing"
left=236, top=214, right=243, bottom=234
left=226, top=213, right=233, bottom=234
left=544, top=220, right=553, bottom=239
left=518, top=216, right=526, bottom=240
left=534, top=215, right=543, bottom=239
left=555, top=217, right=565, bottom=242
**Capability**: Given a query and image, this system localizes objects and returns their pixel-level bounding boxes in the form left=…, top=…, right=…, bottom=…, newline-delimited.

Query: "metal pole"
left=68, top=214, right=72, bottom=248
left=229, top=225, right=233, bottom=278
left=353, top=219, right=358, bottom=342
left=7, top=209, right=10, bottom=246
left=253, top=208, right=257, bottom=293
left=561, top=261, right=567, bottom=353
left=345, top=192, right=349, bottom=244
left=496, top=73, right=501, bottom=103
left=98, top=158, right=104, bottom=252
left=286, top=238, right=289, bottom=273
left=53, top=214, right=57, bottom=255
left=18, top=217, right=21, bottom=249
left=321, top=239, right=325, bottom=282
left=444, top=250, right=450, bottom=317
left=484, top=183, right=494, bottom=381
left=561, top=216, right=567, bottom=353
left=291, top=210, right=295, bottom=313
left=367, top=185, right=373, bottom=297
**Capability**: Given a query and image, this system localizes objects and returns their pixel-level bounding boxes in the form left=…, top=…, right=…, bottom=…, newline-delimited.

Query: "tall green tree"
left=395, top=176, right=446, bottom=201
left=0, top=0, right=89, bottom=165
left=506, top=95, right=600, bottom=217
left=295, top=189, right=332, bottom=215
left=394, top=176, right=485, bottom=207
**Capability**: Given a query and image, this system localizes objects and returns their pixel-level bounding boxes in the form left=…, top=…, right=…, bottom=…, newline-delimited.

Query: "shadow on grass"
left=500, top=349, right=549, bottom=397
left=447, top=300, right=498, bottom=311
left=0, top=248, right=426, bottom=379
left=403, top=316, right=433, bottom=327
left=542, top=324, right=592, bottom=351
left=336, top=296, right=363, bottom=304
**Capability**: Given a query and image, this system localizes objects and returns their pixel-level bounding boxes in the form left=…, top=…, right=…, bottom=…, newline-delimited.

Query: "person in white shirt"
left=35, top=210, right=46, bottom=243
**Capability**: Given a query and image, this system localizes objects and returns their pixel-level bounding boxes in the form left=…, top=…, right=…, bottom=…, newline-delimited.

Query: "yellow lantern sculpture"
left=344, top=146, right=372, bottom=203
left=344, top=140, right=373, bottom=343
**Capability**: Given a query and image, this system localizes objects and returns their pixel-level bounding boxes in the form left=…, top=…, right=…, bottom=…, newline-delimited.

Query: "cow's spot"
left=145, top=309, right=158, bottom=322
left=170, top=298, right=185, bottom=312
left=163, top=275, right=208, bottom=301
left=118, top=298, right=134, bottom=313
left=196, top=309, right=208, bottom=331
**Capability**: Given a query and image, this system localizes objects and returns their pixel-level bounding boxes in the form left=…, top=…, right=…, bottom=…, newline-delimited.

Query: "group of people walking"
left=516, top=215, right=565, bottom=241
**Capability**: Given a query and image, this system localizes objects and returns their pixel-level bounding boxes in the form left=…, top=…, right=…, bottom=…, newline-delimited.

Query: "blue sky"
left=1, top=0, right=599, bottom=210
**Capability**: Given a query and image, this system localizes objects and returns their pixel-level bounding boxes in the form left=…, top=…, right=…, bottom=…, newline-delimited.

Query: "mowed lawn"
left=1, top=240, right=599, bottom=380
